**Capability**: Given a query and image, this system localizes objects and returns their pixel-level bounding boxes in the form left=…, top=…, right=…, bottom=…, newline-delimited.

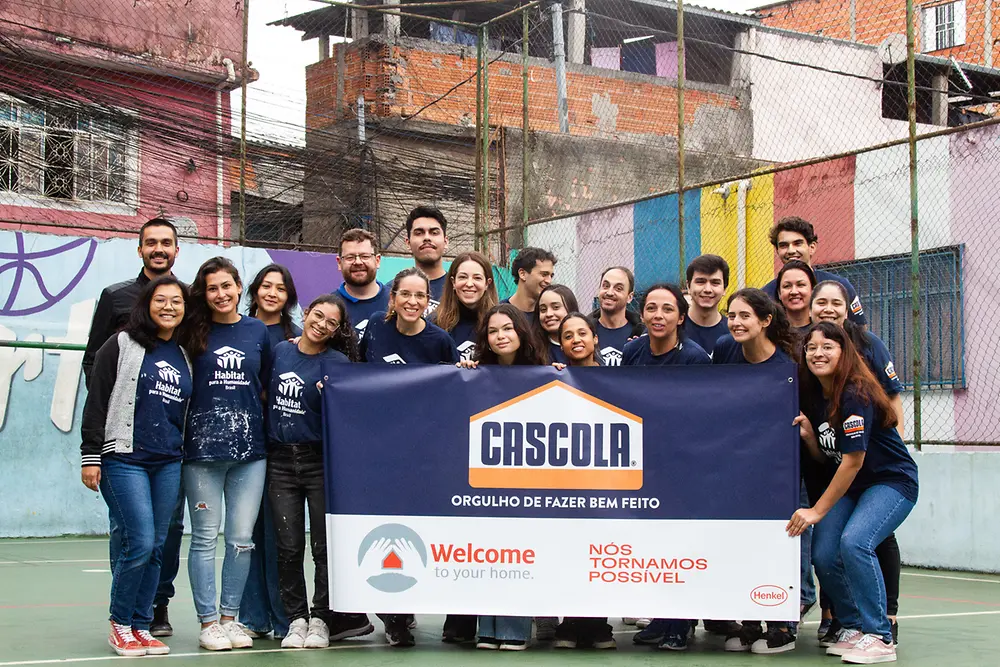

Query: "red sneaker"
left=109, top=622, right=146, bottom=657
left=133, top=629, right=170, bottom=655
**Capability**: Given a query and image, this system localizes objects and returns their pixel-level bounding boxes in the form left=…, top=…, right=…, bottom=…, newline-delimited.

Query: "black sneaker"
left=384, top=617, right=414, bottom=648
left=703, top=619, right=740, bottom=636
left=724, top=624, right=763, bottom=652
left=750, top=627, right=796, bottom=654
left=818, top=618, right=843, bottom=648
left=328, top=613, right=374, bottom=642
left=658, top=633, right=688, bottom=651
left=590, top=623, right=616, bottom=650
left=633, top=619, right=667, bottom=645
left=891, top=620, right=899, bottom=646
left=476, top=637, right=501, bottom=650
left=150, top=605, right=172, bottom=638
left=442, top=614, right=477, bottom=643
left=552, top=620, right=578, bottom=649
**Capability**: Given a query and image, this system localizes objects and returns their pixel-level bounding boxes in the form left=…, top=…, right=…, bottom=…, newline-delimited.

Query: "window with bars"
left=923, top=1, right=966, bottom=52
left=821, top=246, right=965, bottom=389
left=0, top=97, right=134, bottom=205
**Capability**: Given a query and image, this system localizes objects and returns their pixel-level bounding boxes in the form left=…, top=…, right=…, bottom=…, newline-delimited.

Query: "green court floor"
left=1, top=537, right=997, bottom=666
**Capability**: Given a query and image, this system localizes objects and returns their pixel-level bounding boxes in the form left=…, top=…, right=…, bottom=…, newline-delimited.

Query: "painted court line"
left=902, top=572, right=1000, bottom=585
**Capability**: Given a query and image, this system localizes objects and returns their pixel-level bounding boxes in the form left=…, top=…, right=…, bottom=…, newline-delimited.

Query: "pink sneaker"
left=133, top=629, right=170, bottom=655
left=825, top=628, right=863, bottom=656
left=841, top=633, right=896, bottom=664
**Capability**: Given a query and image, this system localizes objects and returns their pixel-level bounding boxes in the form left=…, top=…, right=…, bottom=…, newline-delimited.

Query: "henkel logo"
left=750, top=585, right=789, bottom=607
left=357, top=523, right=428, bottom=593
left=468, top=380, right=643, bottom=490
left=214, top=346, right=245, bottom=370
left=277, top=371, right=304, bottom=397
left=154, top=360, right=182, bottom=384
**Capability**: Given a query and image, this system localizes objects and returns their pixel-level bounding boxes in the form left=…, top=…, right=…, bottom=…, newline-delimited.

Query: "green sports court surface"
left=1, top=537, right=997, bottom=666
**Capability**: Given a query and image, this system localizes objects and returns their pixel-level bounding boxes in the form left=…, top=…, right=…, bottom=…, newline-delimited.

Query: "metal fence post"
left=481, top=24, right=491, bottom=249
left=677, top=0, right=686, bottom=286
left=905, top=0, right=922, bottom=450
left=522, top=6, right=530, bottom=229
left=238, top=0, right=250, bottom=245
left=474, top=30, right=484, bottom=251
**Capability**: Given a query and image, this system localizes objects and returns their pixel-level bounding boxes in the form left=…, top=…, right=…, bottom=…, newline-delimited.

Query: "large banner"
left=323, top=364, right=800, bottom=620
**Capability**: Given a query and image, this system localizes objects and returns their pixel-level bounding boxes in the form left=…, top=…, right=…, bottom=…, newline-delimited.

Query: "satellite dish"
left=878, top=34, right=908, bottom=65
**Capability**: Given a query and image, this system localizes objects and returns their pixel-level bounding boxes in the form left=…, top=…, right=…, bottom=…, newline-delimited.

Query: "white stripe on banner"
left=327, top=514, right=799, bottom=621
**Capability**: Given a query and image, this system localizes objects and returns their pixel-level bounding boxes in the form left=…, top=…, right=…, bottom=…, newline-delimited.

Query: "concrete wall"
left=897, top=452, right=1000, bottom=573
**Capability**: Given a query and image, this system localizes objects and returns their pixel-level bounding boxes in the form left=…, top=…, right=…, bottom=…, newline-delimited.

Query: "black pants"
left=268, top=444, right=330, bottom=623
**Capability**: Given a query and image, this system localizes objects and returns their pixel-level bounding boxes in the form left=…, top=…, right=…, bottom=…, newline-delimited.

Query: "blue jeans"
left=239, top=492, right=290, bottom=636
left=813, top=485, right=915, bottom=643
left=185, top=459, right=266, bottom=623
left=100, top=458, right=182, bottom=628
left=799, top=479, right=817, bottom=608
left=477, top=616, right=532, bottom=641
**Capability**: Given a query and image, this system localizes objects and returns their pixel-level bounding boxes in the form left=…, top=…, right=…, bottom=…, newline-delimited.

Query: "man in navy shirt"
left=405, top=206, right=449, bottom=316
left=589, top=266, right=644, bottom=366
left=336, top=229, right=390, bottom=338
left=761, top=217, right=866, bottom=326
left=82, top=217, right=184, bottom=638
left=502, top=247, right=556, bottom=324
left=682, top=254, right=730, bottom=357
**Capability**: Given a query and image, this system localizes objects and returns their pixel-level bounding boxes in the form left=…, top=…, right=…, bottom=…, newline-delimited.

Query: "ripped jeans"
left=184, top=459, right=266, bottom=623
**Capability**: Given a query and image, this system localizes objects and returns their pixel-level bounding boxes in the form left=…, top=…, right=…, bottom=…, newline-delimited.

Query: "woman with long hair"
left=809, top=280, right=906, bottom=646
left=713, top=288, right=797, bottom=655
left=457, top=303, right=543, bottom=650
left=241, top=264, right=300, bottom=641
left=789, top=322, right=917, bottom=665
left=776, top=260, right=816, bottom=333
left=81, top=276, right=192, bottom=656
left=434, top=251, right=498, bottom=366
left=268, top=294, right=373, bottom=650
left=533, top=284, right=579, bottom=364
left=180, top=257, right=271, bottom=652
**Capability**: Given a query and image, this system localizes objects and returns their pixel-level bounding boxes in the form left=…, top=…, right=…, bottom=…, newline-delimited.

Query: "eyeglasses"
left=341, top=253, right=375, bottom=263
left=805, top=343, right=840, bottom=355
left=308, top=314, right=341, bottom=329
left=395, top=290, right=428, bottom=302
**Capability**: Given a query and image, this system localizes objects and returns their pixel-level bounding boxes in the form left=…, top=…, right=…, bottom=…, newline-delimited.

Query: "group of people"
left=79, top=209, right=916, bottom=665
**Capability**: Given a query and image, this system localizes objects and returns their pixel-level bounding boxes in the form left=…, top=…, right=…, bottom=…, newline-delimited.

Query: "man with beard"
left=761, top=217, right=866, bottom=326
left=589, top=266, right=644, bottom=366
left=405, top=206, right=449, bottom=316
left=82, top=217, right=183, bottom=638
left=336, top=228, right=390, bottom=338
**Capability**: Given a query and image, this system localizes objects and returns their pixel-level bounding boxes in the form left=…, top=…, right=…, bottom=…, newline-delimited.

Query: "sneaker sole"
left=633, top=636, right=664, bottom=646
left=476, top=643, right=500, bottom=650
left=143, top=646, right=170, bottom=656
left=552, top=641, right=577, bottom=649
left=198, top=643, right=232, bottom=651
left=724, top=644, right=751, bottom=652
left=658, top=644, right=688, bottom=651
left=109, top=641, right=146, bottom=658
left=827, top=646, right=858, bottom=656
left=841, top=653, right=897, bottom=665
left=751, top=643, right=797, bottom=654
left=499, top=644, right=528, bottom=651
left=592, top=641, right=617, bottom=650
left=149, top=628, right=173, bottom=638
left=280, top=642, right=305, bottom=649
left=331, top=623, right=375, bottom=642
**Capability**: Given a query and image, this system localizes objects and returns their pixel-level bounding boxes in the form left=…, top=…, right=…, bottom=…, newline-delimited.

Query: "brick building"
left=0, top=0, right=250, bottom=240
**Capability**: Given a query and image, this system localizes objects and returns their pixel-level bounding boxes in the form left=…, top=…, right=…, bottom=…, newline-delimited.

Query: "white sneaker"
left=841, top=633, right=896, bottom=664
left=220, top=620, right=253, bottom=649
left=622, top=617, right=638, bottom=626
left=826, top=628, right=864, bottom=656
left=635, top=618, right=652, bottom=629
left=199, top=622, right=233, bottom=651
left=282, top=618, right=308, bottom=649
left=304, top=617, right=330, bottom=649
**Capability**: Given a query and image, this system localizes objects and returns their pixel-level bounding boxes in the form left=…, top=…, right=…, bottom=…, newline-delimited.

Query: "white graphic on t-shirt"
left=277, top=372, right=304, bottom=398
left=601, top=346, right=622, bottom=366
left=884, top=361, right=898, bottom=381
left=850, top=296, right=864, bottom=316
left=383, top=353, right=406, bottom=364
left=457, top=340, right=476, bottom=362
left=155, top=360, right=182, bottom=384
left=355, top=319, right=370, bottom=336
left=817, top=421, right=841, bottom=463
left=214, top=346, right=245, bottom=370
left=424, top=300, right=440, bottom=317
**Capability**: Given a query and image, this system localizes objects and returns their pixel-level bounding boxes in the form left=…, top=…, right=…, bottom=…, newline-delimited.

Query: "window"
left=923, top=1, right=966, bottom=52
left=821, top=246, right=965, bottom=389
left=0, top=97, right=134, bottom=206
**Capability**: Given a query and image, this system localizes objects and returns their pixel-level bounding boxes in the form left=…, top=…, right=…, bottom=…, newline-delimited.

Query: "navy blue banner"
left=322, top=364, right=799, bottom=520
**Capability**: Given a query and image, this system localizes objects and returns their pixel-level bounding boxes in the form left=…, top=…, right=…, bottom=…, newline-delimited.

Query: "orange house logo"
left=468, top=381, right=643, bottom=490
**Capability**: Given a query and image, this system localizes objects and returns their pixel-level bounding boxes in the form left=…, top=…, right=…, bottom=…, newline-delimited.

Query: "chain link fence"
left=1, top=0, right=999, bottom=445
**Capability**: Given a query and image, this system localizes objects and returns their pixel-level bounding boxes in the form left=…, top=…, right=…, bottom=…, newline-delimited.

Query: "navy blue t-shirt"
left=124, top=340, right=192, bottom=465
left=804, top=387, right=918, bottom=502
left=338, top=282, right=390, bottom=339
left=596, top=322, right=632, bottom=367
left=425, top=274, right=448, bottom=317
left=547, top=340, right=567, bottom=364
left=500, top=297, right=537, bottom=326
left=622, top=336, right=711, bottom=366
left=185, top=316, right=270, bottom=462
left=268, top=341, right=349, bottom=446
left=862, top=331, right=904, bottom=396
left=712, top=334, right=794, bottom=365
left=437, top=306, right=479, bottom=362
left=266, top=321, right=302, bottom=351
left=682, top=317, right=730, bottom=357
left=361, top=313, right=459, bottom=364
left=764, top=268, right=866, bottom=326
